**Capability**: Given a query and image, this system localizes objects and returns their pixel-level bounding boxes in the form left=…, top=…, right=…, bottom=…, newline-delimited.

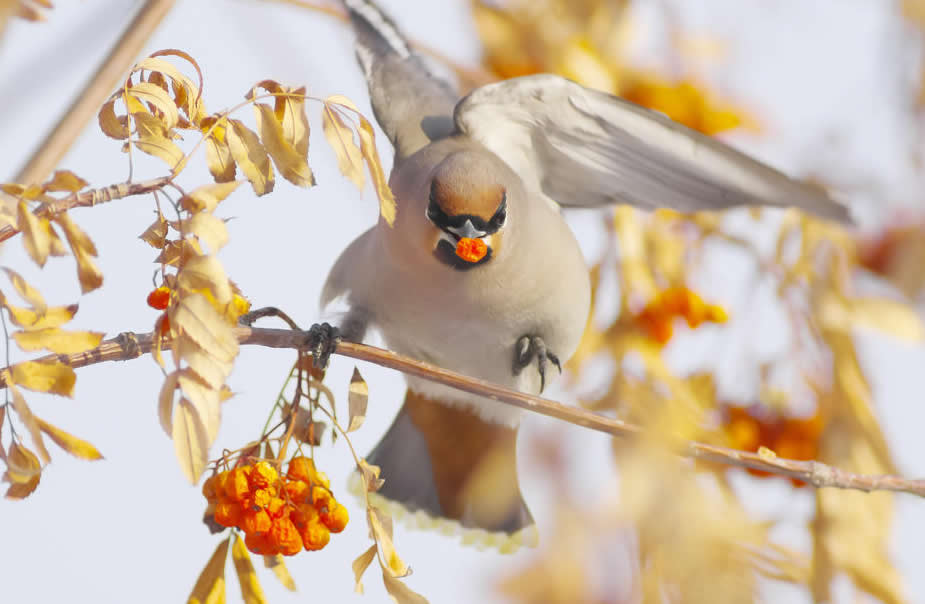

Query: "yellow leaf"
left=205, top=135, right=237, bottom=183
left=188, top=536, right=230, bottom=604
left=36, top=416, right=103, bottom=460
left=368, top=506, right=408, bottom=577
left=358, top=458, right=384, bottom=492
left=231, top=533, right=268, bottom=604
left=43, top=220, right=69, bottom=257
left=0, top=295, right=77, bottom=329
left=12, top=327, right=103, bottom=354
left=139, top=212, right=168, bottom=248
left=357, top=116, right=396, bottom=226
left=17, top=201, right=50, bottom=267
left=322, top=101, right=364, bottom=189
left=180, top=182, right=241, bottom=213
left=176, top=336, right=234, bottom=390
left=262, top=555, right=296, bottom=592
left=851, top=297, right=924, bottom=341
left=177, top=256, right=233, bottom=306
left=98, top=94, right=129, bottom=139
left=55, top=212, right=103, bottom=293
left=43, top=170, right=88, bottom=193
left=186, top=213, right=229, bottom=253
left=173, top=399, right=210, bottom=483
left=352, top=545, right=377, bottom=595
left=226, top=119, right=274, bottom=196
left=347, top=366, right=368, bottom=432
left=3, top=267, right=46, bottom=312
left=148, top=49, right=207, bottom=124
left=11, top=361, right=76, bottom=397
left=4, top=442, right=41, bottom=499
left=169, top=293, right=239, bottom=363
left=253, top=103, right=314, bottom=187
left=382, top=569, right=429, bottom=604
left=178, top=372, right=222, bottom=445
left=133, top=110, right=171, bottom=139
left=158, top=370, right=180, bottom=436
left=134, top=130, right=187, bottom=171
left=128, top=81, right=180, bottom=130
left=8, top=381, right=50, bottom=463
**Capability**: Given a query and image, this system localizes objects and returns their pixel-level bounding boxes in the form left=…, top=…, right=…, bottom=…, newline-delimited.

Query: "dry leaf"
left=139, top=212, right=169, bottom=248
left=352, top=545, right=378, bottom=594
left=180, top=181, right=241, bottom=213
left=3, top=267, right=46, bottom=312
left=173, top=399, right=210, bottom=483
left=262, top=555, right=296, bottom=592
left=134, top=129, right=187, bottom=170
left=368, top=506, right=408, bottom=577
left=17, top=201, right=50, bottom=267
left=158, top=370, right=181, bottom=435
left=4, top=442, right=41, bottom=499
left=128, top=81, right=180, bottom=130
left=178, top=372, right=222, bottom=445
left=10, top=360, right=76, bottom=397
left=177, top=255, right=233, bottom=305
left=357, top=116, right=396, bottom=226
left=42, top=169, right=88, bottom=193
left=322, top=101, right=364, bottom=189
left=359, top=458, right=384, bottom=492
left=383, top=570, right=429, bottom=604
left=188, top=536, right=230, bottom=604
left=186, top=213, right=229, bottom=253
left=0, top=296, right=77, bottom=329
left=226, top=119, right=274, bottom=196
left=36, top=417, right=103, bottom=460
left=253, top=103, right=314, bottom=187
left=98, top=95, right=130, bottom=139
left=169, top=293, right=239, bottom=363
left=8, top=382, right=50, bottom=463
left=12, top=327, right=103, bottom=354
left=347, top=366, right=368, bottom=432
left=231, top=533, right=268, bottom=604
left=56, top=213, right=103, bottom=294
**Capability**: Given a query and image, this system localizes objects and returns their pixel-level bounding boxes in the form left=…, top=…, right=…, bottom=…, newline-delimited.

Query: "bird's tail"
left=352, top=388, right=537, bottom=552
left=339, top=0, right=457, bottom=158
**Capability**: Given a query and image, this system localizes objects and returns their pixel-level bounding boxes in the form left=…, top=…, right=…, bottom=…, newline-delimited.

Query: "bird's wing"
left=342, top=0, right=458, bottom=160
left=454, top=74, right=851, bottom=223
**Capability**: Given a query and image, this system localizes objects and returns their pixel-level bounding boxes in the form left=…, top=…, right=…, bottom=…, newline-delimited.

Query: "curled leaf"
left=347, top=366, right=368, bottom=432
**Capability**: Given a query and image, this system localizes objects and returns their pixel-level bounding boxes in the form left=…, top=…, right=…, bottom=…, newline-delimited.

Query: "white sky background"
left=0, top=1, right=924, bottom=603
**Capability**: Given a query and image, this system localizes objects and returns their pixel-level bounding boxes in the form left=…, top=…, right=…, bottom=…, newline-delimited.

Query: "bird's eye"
left=426, top=195, right=445, bottom=226
left=489, top=195, right=507, bottom=229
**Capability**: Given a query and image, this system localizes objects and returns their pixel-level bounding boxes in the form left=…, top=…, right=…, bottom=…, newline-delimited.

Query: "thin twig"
left=0, top=175, right=173, bottom=244
left=14, top=0, right=177, bottom=185
left=2, top=325, right=925, bottom=498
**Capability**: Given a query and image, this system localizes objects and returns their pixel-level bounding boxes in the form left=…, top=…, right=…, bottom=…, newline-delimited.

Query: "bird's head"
left=425, top=151, right=508, bottom=270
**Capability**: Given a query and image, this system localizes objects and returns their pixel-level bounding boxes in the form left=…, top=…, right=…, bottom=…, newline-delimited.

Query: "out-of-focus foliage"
left=471, top=1, right=925, bottom=603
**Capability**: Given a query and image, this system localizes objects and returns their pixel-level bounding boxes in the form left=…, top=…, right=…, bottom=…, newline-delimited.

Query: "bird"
left=312, top=0, right=852, bottom=550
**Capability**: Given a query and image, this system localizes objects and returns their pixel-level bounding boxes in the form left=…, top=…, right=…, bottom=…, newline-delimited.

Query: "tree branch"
left=3, top=325, right=924, bottom=498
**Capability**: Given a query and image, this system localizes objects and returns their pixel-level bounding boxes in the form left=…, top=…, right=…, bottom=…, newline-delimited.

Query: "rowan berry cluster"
left=202, top=457, right=348, bottom=555
left=635, top=286, right=728, bottom=344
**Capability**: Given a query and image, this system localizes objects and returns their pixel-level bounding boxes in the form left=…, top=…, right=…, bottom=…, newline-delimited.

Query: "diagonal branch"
left=2, top=325, right=924, bottom=498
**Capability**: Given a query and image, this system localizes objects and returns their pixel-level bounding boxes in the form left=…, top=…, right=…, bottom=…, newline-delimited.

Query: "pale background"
left=1, top=1, right=924, bottom=603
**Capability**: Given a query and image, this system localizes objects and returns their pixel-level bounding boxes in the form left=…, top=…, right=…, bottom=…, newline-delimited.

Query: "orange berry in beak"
left=455, top=237, right=487, bottom=263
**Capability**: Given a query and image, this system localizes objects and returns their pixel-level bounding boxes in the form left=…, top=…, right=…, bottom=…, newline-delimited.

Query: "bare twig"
left=0, top=176, right=173, bottom=244
left=2, top=325, right=925, bottom=498
left=14, top=0, right=177, bottom=185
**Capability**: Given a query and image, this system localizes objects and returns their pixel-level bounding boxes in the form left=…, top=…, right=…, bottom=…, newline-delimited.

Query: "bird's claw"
left=303, top=322, right=341, bottom=369
left=512, top=335, right=562, bottom=393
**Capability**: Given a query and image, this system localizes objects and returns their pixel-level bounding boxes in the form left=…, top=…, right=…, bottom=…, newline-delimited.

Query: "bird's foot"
left=512, top=335, right=562, bottom=393
left=302, top=322, right=341, bottom=369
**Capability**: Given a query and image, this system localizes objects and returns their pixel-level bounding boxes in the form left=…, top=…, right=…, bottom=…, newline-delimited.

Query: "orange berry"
left=214, top=471, right=231, bottom=500
left=314, top=470, right=331, bottom=490
left=251, top=488, right=272, bottom=509
left=201, top=474, right=219, bottom=503
left=270, top=516, right=303, bottom=557
left=214, top=501, right=243, bottom=528
left=311, top=486, right=331, bottom=511
left=455, top=237, right=488, bottom=263
left=291, top=503, right=318, bottom=529
left=245, top=531, right=279, bottom=556
left=266, top=497, right=288, bottom=518
left=285, top=480, right=310, bottom=504
left=225, top=467, right=251, bottom=502
left=147, top=286, right=170, bottom=310
left=250, top=461, right=279, bottom=489
left=321, top=502, right=349, bottom=533
left=286, top=456, right=317, bottom=484
left=242, top=508, right=272, bottom=536
left=300, top=518, right=331, bottom=551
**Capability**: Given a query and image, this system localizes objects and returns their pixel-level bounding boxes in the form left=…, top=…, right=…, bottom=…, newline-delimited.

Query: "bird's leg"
left=512, top=335, right=562, bottom=393
left=303, top=322, right=342, bottom=370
